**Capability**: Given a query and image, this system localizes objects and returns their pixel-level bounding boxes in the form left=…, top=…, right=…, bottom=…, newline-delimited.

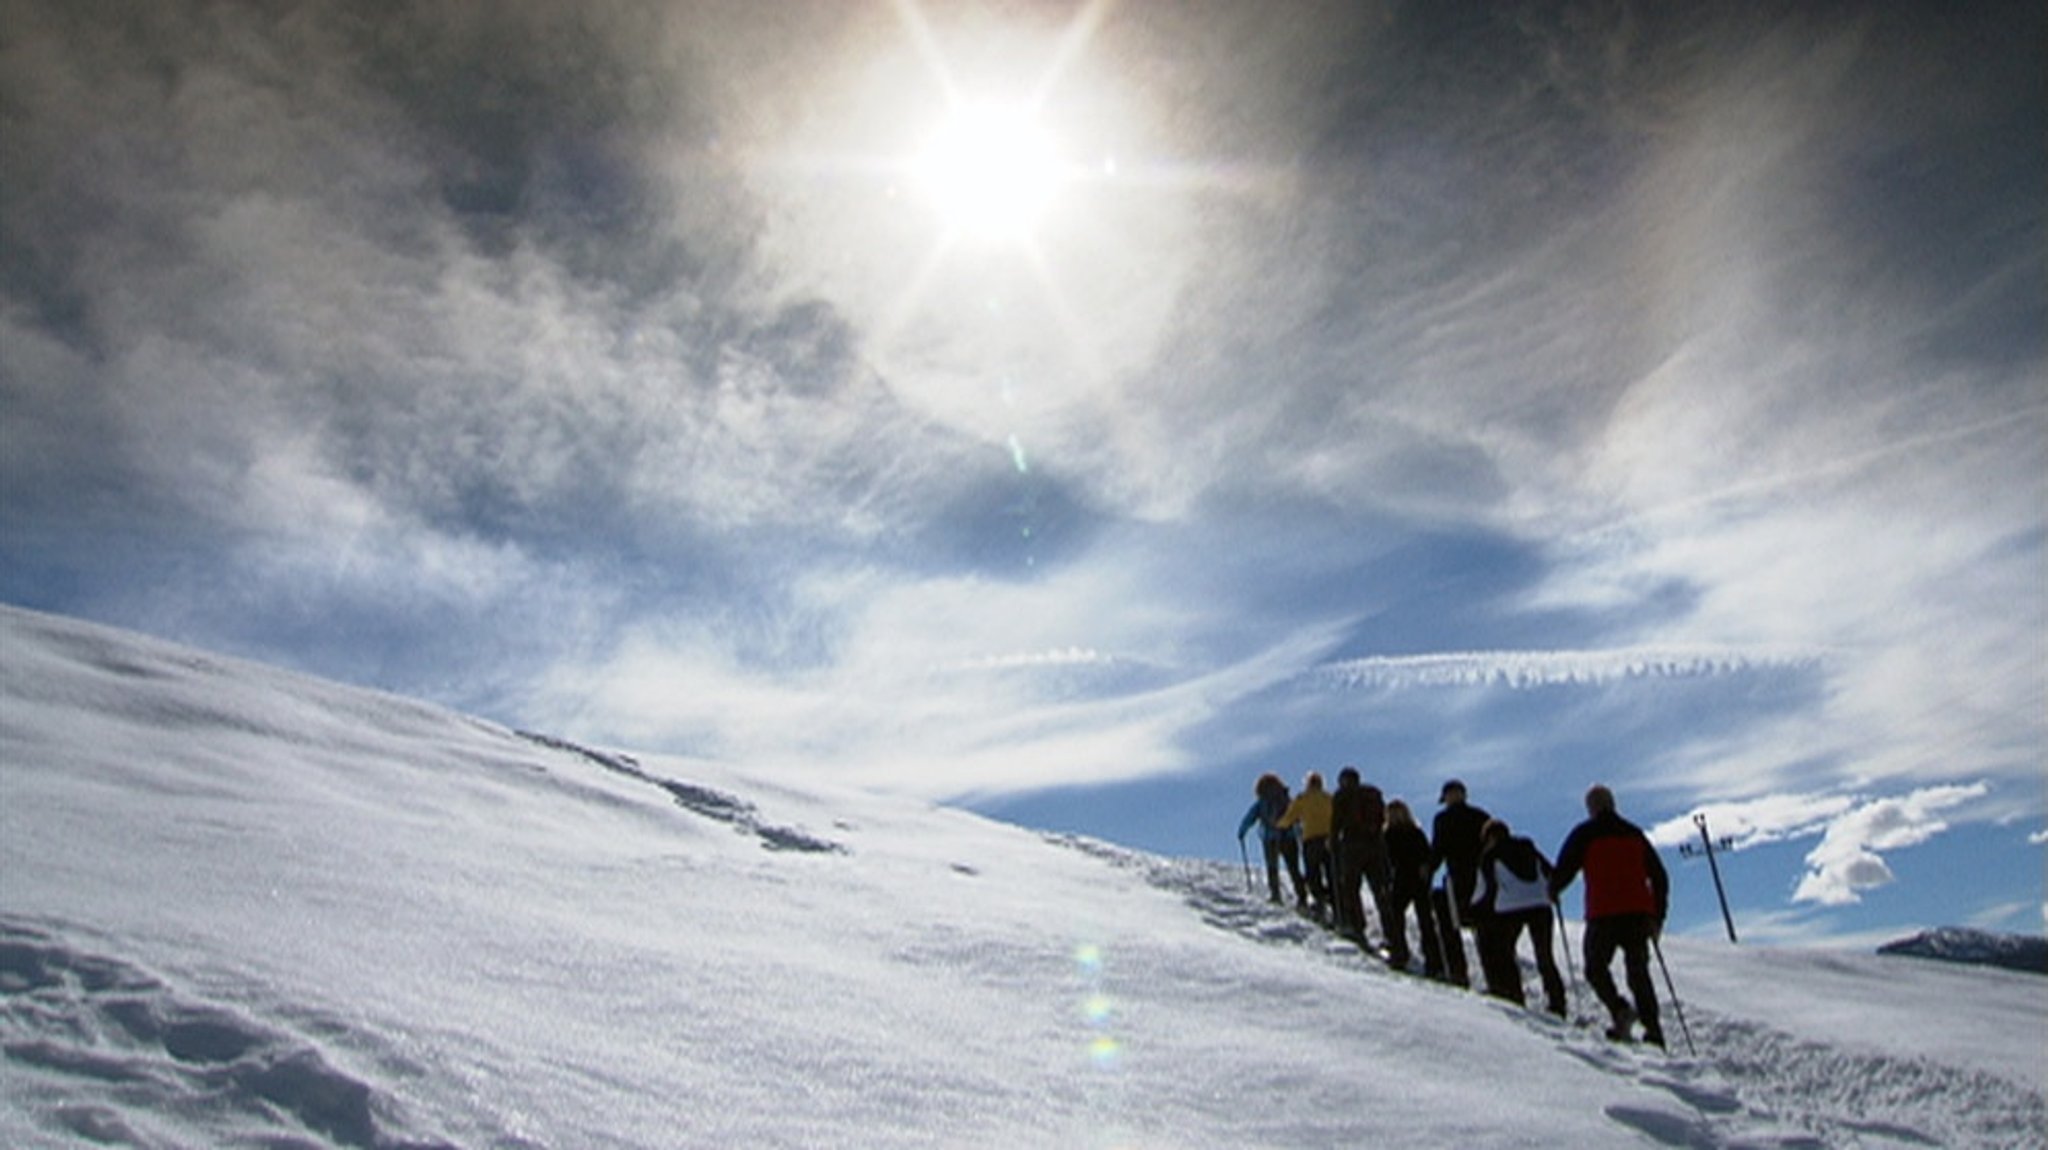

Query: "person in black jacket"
left=1382, top=799, right=1445, bottom=978
left=1330, top=767, right=1389, bottom=946
left=1430, top=779, right=1490, bottom=988
left=1470, top=818, right=1567, bottom=1017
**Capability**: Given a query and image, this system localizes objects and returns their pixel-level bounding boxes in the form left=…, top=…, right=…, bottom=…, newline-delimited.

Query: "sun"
left=911, top=100, right=1068, bottom=245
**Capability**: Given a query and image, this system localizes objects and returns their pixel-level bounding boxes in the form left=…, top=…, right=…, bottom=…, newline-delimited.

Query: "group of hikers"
left=1236, top=769, right=1672, bottom=1048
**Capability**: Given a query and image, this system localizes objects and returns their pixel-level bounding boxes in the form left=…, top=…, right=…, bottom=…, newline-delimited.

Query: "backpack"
left=1259, top=788, right=1290, bottom=830
left=1358, top=785, right=1385, bottom=836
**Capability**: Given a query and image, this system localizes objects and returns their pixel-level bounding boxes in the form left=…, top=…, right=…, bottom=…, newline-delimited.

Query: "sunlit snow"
left=1, top=605, right=2040, bottom=1148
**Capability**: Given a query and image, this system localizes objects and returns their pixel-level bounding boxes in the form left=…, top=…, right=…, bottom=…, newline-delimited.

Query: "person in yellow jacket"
left=1276, top=771, right=1335, bottom=920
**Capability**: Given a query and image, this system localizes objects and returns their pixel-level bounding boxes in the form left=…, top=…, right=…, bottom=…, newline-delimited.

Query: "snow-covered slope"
left=1, top=605, right=2041, bottom=1148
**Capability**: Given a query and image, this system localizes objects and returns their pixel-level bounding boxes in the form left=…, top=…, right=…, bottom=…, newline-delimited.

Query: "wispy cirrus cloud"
left=1308, top=646, right=1820, bottom=693
left=0, top=0, right=2037, bottom=941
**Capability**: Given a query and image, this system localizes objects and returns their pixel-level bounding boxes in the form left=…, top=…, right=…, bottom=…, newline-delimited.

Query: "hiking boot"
left=1640, top=1023, right=1666, bottom=1049
left=1604, top=1002, right=1637, bottom=1042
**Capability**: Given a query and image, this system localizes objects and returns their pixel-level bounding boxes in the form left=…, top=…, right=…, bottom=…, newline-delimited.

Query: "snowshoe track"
left=1047, top=835, right=2047, bottom=1150
left=0, top=915, right=457, bottom=1148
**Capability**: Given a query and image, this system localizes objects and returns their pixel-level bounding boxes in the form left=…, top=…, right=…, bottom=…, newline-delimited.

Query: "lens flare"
left=1074, top=942, right=1123, bottom=1072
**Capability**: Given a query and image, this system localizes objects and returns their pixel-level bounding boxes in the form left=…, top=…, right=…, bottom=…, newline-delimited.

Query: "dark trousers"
left=1261, top=835, right=1306, bottom=904
left=1385, top=882, right=1445, bottom=974
left=1301, top=837, right=1333, bottom=912
left=1334, top=840, right=1384, bottom=937
left=1583, top=913, right=1661, bottom=1035
left=1476, top=907, right=1567, bottom=1016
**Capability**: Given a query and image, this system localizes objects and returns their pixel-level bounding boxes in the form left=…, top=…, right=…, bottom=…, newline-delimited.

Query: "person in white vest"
left=1469, top=818, right=1567, bottom=1017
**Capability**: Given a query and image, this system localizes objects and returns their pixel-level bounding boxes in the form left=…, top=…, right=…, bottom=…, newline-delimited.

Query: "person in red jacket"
left=1549, top=784, right=1670, bottom=1046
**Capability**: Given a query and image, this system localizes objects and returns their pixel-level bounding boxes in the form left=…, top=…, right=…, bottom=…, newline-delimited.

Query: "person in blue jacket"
left=1238, top=772, right=1307, bottom=907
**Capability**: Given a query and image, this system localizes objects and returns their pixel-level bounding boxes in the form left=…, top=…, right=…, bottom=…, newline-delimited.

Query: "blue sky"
left=1, top=0, right=2041, bottom=946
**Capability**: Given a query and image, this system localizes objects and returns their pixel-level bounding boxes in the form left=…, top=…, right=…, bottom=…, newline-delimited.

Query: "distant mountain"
left=1878, top=927, right=2048, bottom=975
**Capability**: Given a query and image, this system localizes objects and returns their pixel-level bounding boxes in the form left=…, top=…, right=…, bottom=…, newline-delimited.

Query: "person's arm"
left=1643, top=832, right=1670, bottom=922
left=1536, top=846, right=1558, bottom=900
left=1238, top=803, right=1260, bottom=841
left=1549, top=825, right=1587, bottom=902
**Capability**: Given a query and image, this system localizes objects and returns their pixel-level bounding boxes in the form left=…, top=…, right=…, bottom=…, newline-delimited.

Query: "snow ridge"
left=514, top=730, right=846, bottom=854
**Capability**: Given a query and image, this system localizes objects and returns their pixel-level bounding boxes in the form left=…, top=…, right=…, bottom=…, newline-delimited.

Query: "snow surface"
left=1, top=604, right=2042, bottom=1149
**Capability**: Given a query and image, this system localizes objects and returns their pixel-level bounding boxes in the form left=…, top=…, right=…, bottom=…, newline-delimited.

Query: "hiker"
left=1430, top=779, right=1491, bottom=987
left=1276, top=772, right=1334, bottom=920
left=1550, top=785, right=1670, bottom=1047
left=1382, top=799, right=1445, bottom=977
left=1237, top=772, right=1307, bottom=907
left=1471, top=818, right=1567, bottom=1017
left=1330, top=767, right=1390, bottom=945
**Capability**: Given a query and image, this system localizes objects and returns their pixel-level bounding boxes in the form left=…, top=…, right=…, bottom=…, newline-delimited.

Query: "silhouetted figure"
left=1471, top=818, right=1567, bottom=1017
left=1382, top=799, right=1446, bottom=977
left=1331, top=767, right=1390, bottom=946
left=1277, top=772, right=1334, bottom=920
left=1551, top=785, right=1670, bottom=1046
left=1237, top=772, right=1306, bottom=907
left=1430, top=779, right=1490, bottom=987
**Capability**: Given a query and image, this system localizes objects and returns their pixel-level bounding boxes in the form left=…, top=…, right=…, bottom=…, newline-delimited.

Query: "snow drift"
left=1, top=605, right=2041, bottom=1148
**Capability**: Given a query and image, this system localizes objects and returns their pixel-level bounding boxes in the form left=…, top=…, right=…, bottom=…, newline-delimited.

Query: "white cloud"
left=1645, top=792, right=1858, bottom=851
left=1791, top=784, right=1990, bottom=907
left=2029, top=829, right=2048, bottom=846
left=1646, top=783, right=1995, bottom=909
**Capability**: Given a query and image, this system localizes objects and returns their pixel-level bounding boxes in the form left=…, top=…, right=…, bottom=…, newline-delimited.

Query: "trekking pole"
left=1554, top=903, right=1577, bottom=1015
left=1650, top=935, right=1697, bottom=1056
left=1238, top=836, right=1254, bottom=894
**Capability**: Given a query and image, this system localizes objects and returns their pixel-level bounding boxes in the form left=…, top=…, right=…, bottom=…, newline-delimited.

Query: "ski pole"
left=1554, top=903, right=1577, bottom=1015
left=1239, top=836, right=1254, bottom=894
left=1650, top=935, right=1697, bottom=1056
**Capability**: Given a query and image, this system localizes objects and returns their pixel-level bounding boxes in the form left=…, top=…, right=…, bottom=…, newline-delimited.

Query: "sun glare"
left=912, top=101, right=1067, bottom=243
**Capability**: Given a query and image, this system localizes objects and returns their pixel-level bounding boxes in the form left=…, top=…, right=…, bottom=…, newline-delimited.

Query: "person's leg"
left=1383, top=887, right=1413, bottom=966
left=1279, top=837, right=1306, bottom=906
left=1415, top=890, right=1445, bottom=977
left=1365, top=854, right=1394, bottom=947
left=1304, top=839, right=1332, bottom=915
left=1261, top=837, right=1283, bottom=902
left=1477, top=919, right=1524, bottom=1004
left=1583, top=917, right=1631, bottom=1032
left=1619, top=917, right=1662, bottom=1044
left=1334, top=844, right=1365, bottom=936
